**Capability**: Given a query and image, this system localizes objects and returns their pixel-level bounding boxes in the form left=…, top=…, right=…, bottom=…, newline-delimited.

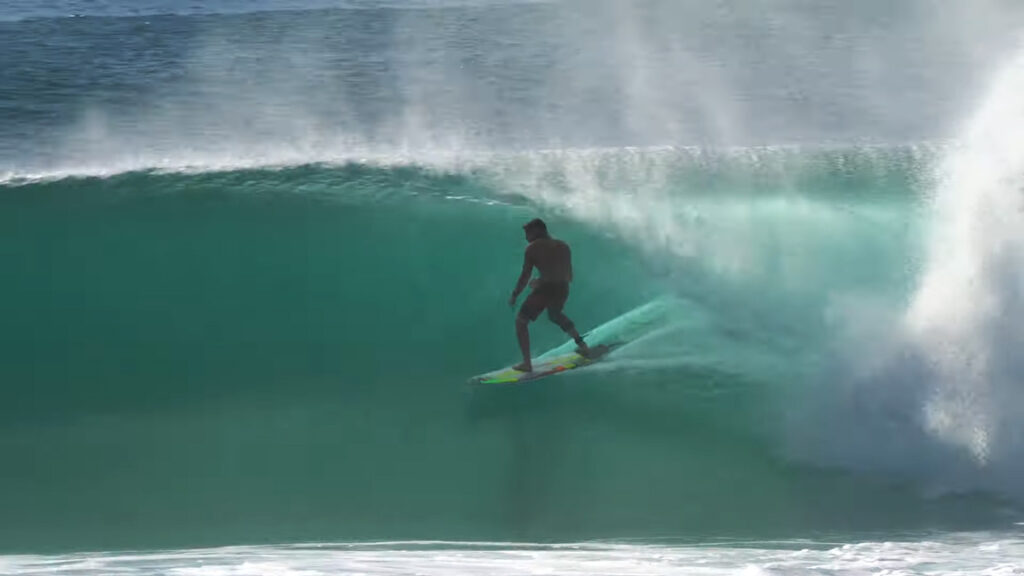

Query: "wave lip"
left=0, top=141, right=941, bottom=186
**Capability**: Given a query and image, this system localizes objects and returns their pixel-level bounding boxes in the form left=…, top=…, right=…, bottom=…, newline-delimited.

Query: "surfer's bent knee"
left=548, top=310, right=574, bottom=332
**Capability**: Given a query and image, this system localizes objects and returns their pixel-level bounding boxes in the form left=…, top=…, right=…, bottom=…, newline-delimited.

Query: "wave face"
left=3, top=0, right=1024, bottom=554
left=0, top=146, right=1018, bottom=552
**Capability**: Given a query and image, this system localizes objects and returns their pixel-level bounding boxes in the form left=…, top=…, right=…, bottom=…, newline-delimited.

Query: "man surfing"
left=508, top=218, right=591, bottom=372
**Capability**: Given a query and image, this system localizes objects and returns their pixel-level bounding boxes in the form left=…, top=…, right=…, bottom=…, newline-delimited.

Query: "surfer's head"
left=523, top=218, right=549, bottom=241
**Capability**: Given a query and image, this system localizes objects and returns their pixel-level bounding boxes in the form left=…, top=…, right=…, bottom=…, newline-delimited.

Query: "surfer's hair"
left=523, top=218, right=549, bottom=236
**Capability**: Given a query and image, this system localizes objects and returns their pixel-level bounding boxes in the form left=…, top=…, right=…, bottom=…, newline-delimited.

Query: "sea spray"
left=905, top=42, right=1024, bottom=474
left=792, top=41, right=1024, bottom=503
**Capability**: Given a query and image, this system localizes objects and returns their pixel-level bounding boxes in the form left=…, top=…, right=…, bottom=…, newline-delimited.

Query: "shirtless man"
left=507, top=218, right=590, bottom=372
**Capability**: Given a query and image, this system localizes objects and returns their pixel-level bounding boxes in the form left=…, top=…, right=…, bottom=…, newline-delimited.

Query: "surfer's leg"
left=547, top=308, right=590, bottom=356
left=513, top=315, right=532, bottom=372
left=514, top=292, right=545, bottom=372
left=546, top=284, right=590, bottom=355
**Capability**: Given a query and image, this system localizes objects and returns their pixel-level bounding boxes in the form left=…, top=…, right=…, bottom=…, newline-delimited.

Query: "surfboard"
left=467, top=343, right=616, bottom=385
left=467, top=298, right=678, bottom=386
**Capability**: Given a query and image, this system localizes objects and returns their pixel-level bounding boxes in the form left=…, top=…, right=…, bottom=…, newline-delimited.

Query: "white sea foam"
left=2, top=534, right=1022, bottom=576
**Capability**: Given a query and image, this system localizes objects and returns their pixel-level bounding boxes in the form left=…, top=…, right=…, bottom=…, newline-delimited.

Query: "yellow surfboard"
left=468, top=298, right=677, bottom=385
left=468, top=344, right=614, bottom=385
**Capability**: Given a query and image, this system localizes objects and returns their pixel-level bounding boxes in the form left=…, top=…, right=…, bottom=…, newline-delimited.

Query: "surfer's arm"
left=509, top=250, right=534, bottom=304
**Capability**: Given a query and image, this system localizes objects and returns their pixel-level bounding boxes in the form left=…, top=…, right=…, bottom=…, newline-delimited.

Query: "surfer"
left=508, top=218, right=590, bottom=372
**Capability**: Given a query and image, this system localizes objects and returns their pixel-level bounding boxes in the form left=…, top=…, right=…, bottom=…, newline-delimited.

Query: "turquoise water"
left=3, top=0, right=1024, bottom=569
left=0, top=148, right=1016, bottom=554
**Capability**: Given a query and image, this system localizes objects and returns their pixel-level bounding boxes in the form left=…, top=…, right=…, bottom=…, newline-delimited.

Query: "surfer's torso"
left=525, top=237, right=573, bottom=285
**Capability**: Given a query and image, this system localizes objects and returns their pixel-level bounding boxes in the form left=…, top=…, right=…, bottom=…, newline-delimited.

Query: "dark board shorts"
left=518, top=281, right=569, bottom=321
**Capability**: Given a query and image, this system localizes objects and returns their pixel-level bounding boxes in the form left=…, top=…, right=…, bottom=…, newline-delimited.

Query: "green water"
left=0, top=151, right=1014, bottom=553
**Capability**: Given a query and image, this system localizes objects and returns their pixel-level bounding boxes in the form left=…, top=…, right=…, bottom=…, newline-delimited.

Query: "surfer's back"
left=526, top=237, right=573, bottom=283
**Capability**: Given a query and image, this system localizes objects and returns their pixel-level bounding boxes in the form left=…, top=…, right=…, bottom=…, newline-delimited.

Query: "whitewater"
left=4, top=0, right=1024, bottom=573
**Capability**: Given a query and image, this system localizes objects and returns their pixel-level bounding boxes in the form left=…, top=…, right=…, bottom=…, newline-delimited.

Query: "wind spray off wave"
left=905, top=42, right=1024, bottom=477
left=790, top=41, right=1024, bottom=503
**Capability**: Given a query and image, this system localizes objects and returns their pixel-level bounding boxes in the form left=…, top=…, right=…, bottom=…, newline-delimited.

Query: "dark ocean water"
left=3, top=0, right=1024, bottom=566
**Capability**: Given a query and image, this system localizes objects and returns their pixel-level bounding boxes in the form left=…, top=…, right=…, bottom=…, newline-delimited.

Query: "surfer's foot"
left=574, top=338, right=591, bottom=357
left=513, top=361, right=533, bottom=372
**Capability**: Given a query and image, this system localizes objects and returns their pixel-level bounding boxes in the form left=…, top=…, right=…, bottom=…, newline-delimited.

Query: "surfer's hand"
left=508, top=293, right=517, bottom=307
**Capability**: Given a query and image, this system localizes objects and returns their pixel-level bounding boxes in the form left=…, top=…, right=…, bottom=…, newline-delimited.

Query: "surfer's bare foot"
left=513, top=361, right=532, bottom=372
left=575, top=339, right=591, bottom=357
